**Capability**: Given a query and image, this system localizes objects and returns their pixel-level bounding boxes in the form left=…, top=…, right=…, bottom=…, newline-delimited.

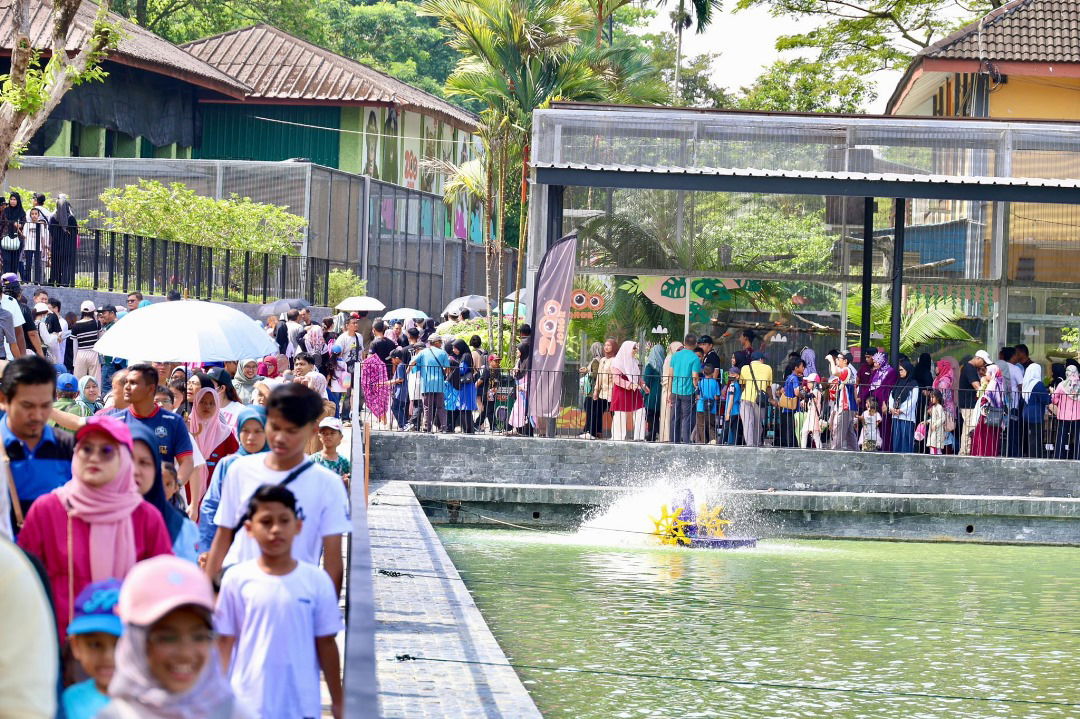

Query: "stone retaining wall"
left=371, top=432, right=1080, bottom=498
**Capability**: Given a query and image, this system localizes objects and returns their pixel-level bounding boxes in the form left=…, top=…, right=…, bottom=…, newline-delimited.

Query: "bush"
left=88, top=179, right=305, bottom=255
left=327, top=268, right=367, bottom=308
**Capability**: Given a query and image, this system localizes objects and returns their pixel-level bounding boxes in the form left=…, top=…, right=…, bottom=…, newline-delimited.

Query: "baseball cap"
left=751, top=351, right=766, bottom=361
left=117, top=556, right=215, bottom=627
left=75, top=415, right=134, bottom=453
left=68, top=579, right=123, bottom=637
left=805, top=373, right=820, bottom=383
left=96, top=304, right=116, bottom=314
left=974, top=350, right=993, bottom=364
left=698, top=335, right=714, bottom=344
left=429, top=335, right=442, bottom=344
left=57, top=373, right=78, bottom=393
left=80, top=300, right=96, bottom=313
left=331, top=344, right=343, bottom=354
left=33, top=302, right=49, bottom=314
left=206, top=366, right=232, bottom=385
left=1, top=272, right=19, bottom=285
left=319, top=417, right=344, bottom=433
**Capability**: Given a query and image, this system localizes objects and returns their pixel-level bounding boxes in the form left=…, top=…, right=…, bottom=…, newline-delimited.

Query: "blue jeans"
left=673, top=394, right=695, bottom=444
left=101, top=361, right=120, bottom=395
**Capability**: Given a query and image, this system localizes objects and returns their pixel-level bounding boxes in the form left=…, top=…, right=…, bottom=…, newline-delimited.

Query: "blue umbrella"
left=383, top=307, right=429, bottom=322
left=500, top=301, right=528, bottom=317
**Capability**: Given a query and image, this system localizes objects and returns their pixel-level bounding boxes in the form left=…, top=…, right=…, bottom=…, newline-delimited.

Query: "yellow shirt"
left=740, top=360, right=773, bottom=397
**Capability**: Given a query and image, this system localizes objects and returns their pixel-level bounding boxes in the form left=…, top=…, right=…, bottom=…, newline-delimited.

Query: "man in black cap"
left=698, top=335, right=724, bottom=439
left=96, top=304, right=124, bottom=390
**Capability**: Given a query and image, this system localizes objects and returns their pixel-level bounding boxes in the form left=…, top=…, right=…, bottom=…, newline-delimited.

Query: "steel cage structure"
left=528, top=104, right=1080, bottom=361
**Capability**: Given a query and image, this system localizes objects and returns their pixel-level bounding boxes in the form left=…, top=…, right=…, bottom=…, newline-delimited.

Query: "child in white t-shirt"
left=859, top=397, right=883, bottom=451
left=216, top=484, right=344, bottom=719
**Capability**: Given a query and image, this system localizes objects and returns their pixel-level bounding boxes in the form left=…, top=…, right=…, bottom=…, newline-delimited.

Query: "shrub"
left=88, top=179, right=305, bottom=255
left=327, top=268, right=367, bottom=308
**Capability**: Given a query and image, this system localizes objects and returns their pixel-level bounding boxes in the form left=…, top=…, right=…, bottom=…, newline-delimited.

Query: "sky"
left=643, top=6, right=905, bottom=113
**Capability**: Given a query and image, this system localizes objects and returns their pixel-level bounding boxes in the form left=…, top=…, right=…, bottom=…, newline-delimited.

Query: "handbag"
left=0, top=235, right=19, bottom=252
left=748, top=362, right=769, bottom=408
left=779, top=393, right=799, bottom=411
left=914, top=421, right=927, bottom=442
left=985, top=405, right=1006, bottom=428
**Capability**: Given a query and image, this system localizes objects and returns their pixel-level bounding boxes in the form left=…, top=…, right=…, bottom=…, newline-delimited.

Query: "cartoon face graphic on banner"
left=421, top=115, right=438, bottom=193
left=570, top=289, right=605, bottom=318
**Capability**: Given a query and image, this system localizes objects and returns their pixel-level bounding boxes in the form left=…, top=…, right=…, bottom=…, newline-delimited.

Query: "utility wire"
left=392, top=654, right=1080, bottom=708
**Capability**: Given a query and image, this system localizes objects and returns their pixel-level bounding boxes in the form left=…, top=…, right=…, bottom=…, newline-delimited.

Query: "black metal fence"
left=24, top=228, right=330, bottom=306
left=359, top=368, right=1080, bottom=461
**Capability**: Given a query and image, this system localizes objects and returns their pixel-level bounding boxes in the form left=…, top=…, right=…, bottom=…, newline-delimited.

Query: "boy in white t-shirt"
left=205, top=383, right=351, bottom=593
left=216, top=484, right=344, bottom=719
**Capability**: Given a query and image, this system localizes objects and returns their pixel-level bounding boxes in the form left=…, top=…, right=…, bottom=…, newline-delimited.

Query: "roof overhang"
left=534, top=161, right=1080, bottom=205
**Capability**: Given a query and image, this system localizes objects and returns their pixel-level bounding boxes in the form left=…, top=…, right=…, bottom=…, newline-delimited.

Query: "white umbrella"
left=383, top=307, right=429, bottom=322
left=505, top=287, right=532, bottom=305
left=442, top=295, right=490, bottom=317
left=93, top=300, right=278, bottom=362
left=336, top=296, right=386, bottom=313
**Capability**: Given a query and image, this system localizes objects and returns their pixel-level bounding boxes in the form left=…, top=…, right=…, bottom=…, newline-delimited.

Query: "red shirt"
left=17, top=494, right=173, bottom=641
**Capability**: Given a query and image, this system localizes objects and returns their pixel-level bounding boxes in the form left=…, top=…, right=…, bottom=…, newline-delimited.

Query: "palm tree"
left=847, top=294, right=974, bottom=355
left=659, top=0, right=722, bottom=95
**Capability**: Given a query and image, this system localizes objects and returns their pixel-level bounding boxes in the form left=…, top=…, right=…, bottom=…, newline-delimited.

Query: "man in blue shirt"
left=668, top=334, right=702, bottom=444
left=410, top=335, right=449, bottom=433
left=118, top=363, right=194, bottom=497
left=0, top=355, right=74, bottom=524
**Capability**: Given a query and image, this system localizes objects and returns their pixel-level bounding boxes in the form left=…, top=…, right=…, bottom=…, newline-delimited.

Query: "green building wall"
left=195, top=104, right=341, bottom=168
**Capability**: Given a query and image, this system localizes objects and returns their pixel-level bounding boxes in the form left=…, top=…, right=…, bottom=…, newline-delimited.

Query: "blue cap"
left=53, top=364, right=67, bottom=375
left=57, top=373, right=78, bottom=393
left=67, top=579, right=123, bottom=637
left=331, top=344, right=343, bottom=354
left=751, top=351, right=766, bottom=361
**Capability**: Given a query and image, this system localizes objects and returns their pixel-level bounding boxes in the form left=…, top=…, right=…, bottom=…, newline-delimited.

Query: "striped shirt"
left=71, top=318, right=101, bottom=350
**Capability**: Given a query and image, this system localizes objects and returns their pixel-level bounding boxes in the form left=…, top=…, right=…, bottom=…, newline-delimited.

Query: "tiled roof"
left=0, top=1, right=249, bottom=98
left=183, top=24, right=478, bottom=130
left=921, top=0, right=1080, bottom=63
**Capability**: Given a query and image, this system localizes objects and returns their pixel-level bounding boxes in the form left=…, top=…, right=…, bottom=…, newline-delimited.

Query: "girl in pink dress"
left=610, top=341, right=649, bottom=441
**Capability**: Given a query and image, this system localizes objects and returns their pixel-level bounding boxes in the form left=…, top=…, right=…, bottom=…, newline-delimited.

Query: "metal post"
left=134, top=235, right=142, bottom=293
left=242, top=251, right=251, bottom=303
left=224, top=249, right=232, bottom=302
left=860, top=197, right=874, bottom=351
left=262, top=253, right=270, bottom=303
left=148, top=238, right=156, bottom=295
left=890, top=198, right=907, bottom=365
left=92, top=230, right=101, bottom=290
left=546, top=185, right=564, bottom=250
left=122, top=233, right=130, bottom=293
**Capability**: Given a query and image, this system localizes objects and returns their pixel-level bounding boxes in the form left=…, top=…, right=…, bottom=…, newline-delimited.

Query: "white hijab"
left=1022, top=362, right=1043, bottom=400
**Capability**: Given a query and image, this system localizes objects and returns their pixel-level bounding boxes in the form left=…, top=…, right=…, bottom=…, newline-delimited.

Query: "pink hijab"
left=187, top=387, right=234, bottom=460
left=55, top=442, right=142, bottom=582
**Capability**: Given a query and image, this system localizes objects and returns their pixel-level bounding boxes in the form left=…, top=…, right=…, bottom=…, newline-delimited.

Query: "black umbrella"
left=258, top=298, right=309, bottom=316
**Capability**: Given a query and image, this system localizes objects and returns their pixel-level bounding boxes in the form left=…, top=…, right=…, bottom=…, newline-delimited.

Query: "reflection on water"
left=437, top=529, right=1080, bottom=719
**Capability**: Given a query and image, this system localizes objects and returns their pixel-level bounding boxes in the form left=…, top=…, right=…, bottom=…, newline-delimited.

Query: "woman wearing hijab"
left=1052, top=364, right=1080, bottom=459
left=659, top=341, right=683, bottom=443
left=131, top=423, right=199, bottom=562
left=1, top=191, right=25, bottom=275
left=933, top=358, right=959, bottom=453
left=506, top=343, right=531, bottom=436
left=868, top=352, right=899, bottom=451
left=232, top=359, right=261, bottom=404
left=1021, top=362, right=1051, bottom=459
left=610, top=341, right=648, bottom=441
left=187, top=383, right=239, bottom=514
left=449, top=339, right=477, bottom=433
left=644, top=344, right=666, bottom=441
left=99, top=555, right=246, bottom=719
left=578, top=342, right=605, bottom=439
left=49, top=193, right=78, bottom=286
left=24, top=205, right=49, bottom=282
left=197, top=407, right=268, bottom=553
left=257, top=355, right=280, bottom=380
left=887, top=360, right=919, bottom=453
left=800, top=347, right=817, bottom=378
left=73, top=375, right=103, bottom=417
left=17, top=417, right=173, bottom=641
left=360, top=352, right=390, bottom=426
left=856, top=350, right=876, bottom=409
left=421, top=318, right=436, bottom=342
left=971, top=364, right=1005, bottom=457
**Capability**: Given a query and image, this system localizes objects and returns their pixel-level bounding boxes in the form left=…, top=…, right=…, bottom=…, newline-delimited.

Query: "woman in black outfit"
left=1, top=192, right=25, bottom=277
left=49, top=194, right=78, bottom=286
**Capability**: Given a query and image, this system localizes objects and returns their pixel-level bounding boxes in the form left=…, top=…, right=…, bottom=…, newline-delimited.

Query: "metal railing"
left=22, top=228, right=330, bottom=306
left=356, top=368, right=1080, bottom=460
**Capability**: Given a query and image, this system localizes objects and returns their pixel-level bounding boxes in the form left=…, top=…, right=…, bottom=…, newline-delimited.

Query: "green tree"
left=847, top=293, right=974, bottom=354
left=657, top=0, right=722, bottom=93
left=112, top=0, right=321, bottom=44
left=737, top=58, right=872, bottom=112
left=734, top=0, right=1002, bottom=74
left=1, top=0, right=119, bottom=183
left=90, top=179, right=306, bottom=254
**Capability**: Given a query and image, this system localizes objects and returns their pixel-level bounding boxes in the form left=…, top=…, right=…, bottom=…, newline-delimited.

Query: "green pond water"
left=437, top=529, right=1080, bottom=718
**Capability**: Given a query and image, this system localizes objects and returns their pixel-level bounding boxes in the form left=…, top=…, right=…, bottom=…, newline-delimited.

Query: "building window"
left=1016, top=256, right=1036, bottom=281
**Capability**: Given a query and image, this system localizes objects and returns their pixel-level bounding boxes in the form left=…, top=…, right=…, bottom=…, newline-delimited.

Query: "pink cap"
left=117, top=556, right=215, bottom=626
left=75, top=415, right=134, bottom=453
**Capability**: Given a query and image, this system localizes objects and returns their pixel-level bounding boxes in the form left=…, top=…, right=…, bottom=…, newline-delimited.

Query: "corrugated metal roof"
left=921, top=0, right=1080, bottom=63
left=183, top=24, right=478, bottom=130
left=533, top=161, right=1080, bottom=188
left=0, top=0, right=249, bottom=98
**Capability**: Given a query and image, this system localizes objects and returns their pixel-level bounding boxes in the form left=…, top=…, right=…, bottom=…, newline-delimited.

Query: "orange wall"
left=988, top=76, right=1080, bottom=119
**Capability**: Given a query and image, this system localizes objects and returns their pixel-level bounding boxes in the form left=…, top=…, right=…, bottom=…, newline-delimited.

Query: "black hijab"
left=1051, top=363, right=1067, bottom=389
left=130, top=423, right=185, bottom=543
left=890, top=359, right=918, bottom=404
left=914, top=352, right=934, bottom=388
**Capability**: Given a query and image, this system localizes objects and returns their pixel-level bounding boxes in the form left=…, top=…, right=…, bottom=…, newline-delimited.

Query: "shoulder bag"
left=748, top=362, right=769, bottom=408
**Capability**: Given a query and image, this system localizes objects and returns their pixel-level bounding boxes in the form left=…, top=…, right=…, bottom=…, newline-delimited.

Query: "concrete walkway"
left=367, top=480, right=542, bottom=718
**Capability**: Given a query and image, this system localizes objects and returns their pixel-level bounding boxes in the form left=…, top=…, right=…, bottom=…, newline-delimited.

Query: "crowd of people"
left=566, top=329, right=1080, bottom=459
left=0, top=191, right=79, bottom=286
left=2, top=311, right=354, bottom=715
